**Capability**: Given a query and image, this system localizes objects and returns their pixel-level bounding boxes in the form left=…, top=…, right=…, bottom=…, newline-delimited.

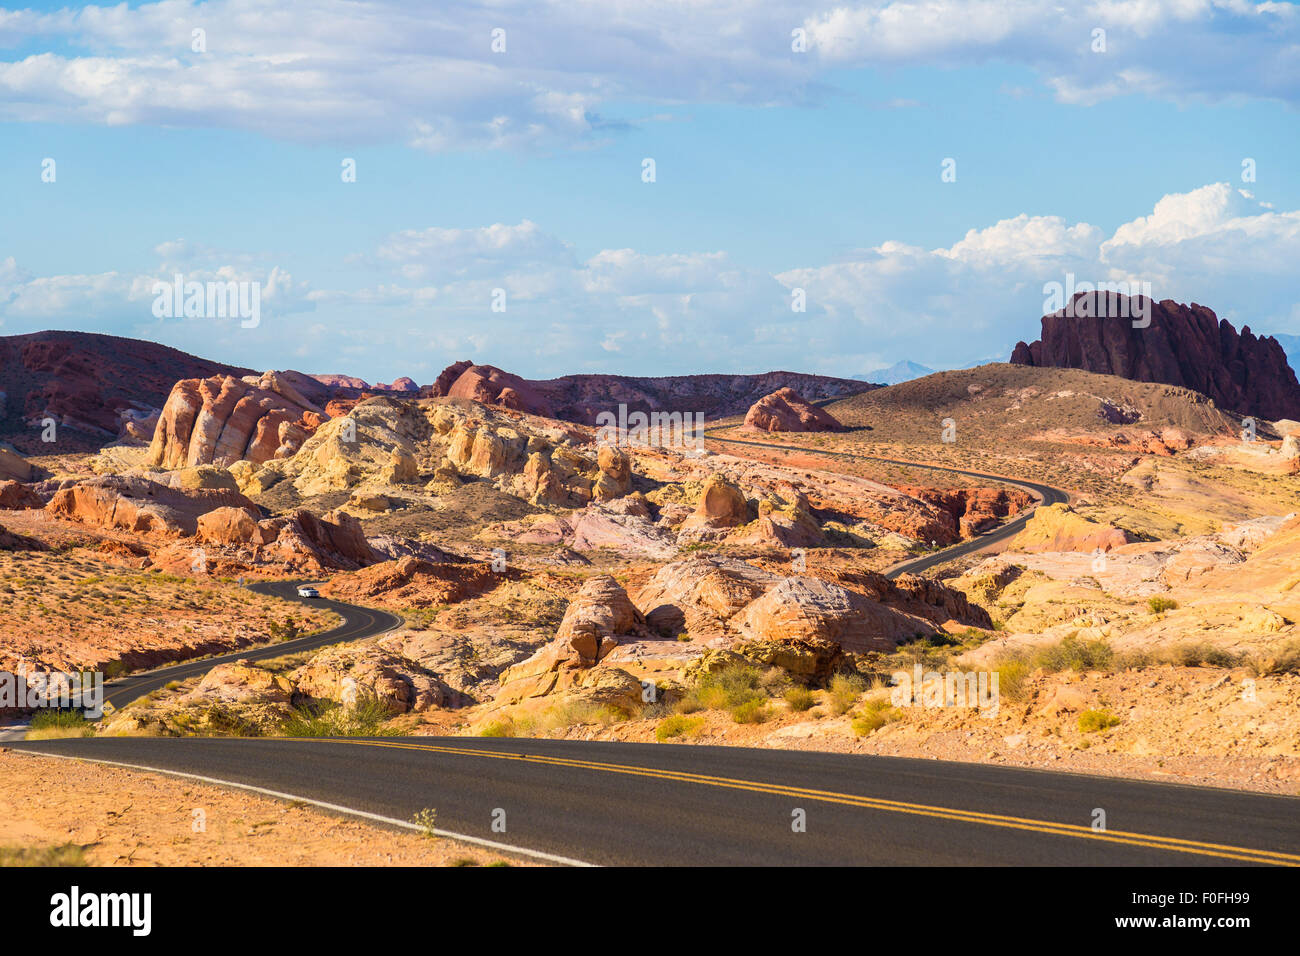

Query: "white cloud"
left=4, top=184, right=1300, bottom=377
left=0, top=1, right=1295, bottom=151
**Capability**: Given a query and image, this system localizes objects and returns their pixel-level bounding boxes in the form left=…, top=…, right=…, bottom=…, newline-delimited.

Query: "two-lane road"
left=99, top=581, right=402, bottom=712
left=14, top=436, right=1292, bottom=868
left=701, top=428, right=1069, bottom=578
left=13, top=736, right=1300, bottom=866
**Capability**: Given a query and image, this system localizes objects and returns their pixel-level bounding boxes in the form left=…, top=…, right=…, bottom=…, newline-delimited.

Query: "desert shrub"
left=1245, top=638, right=1300, bottom=677
left=1077, top=708, right=1121, bottom=733
left=678, top=662, right=765, bottom=713
left=851, top=698, right=903, bottom=736
left=0, top=844, right=88, bottom=866
left=759, top=667, right=791, bottom=695
left=281, top=696, right=405, bottom=737
left=655, top=714, right=705, bottom=741
left=1163, top=642, right=1241, bottom=669
left=410, top=808, right=438, bottom=839
left=729, top=699, right=769, bottom=724
left=1035, top=633, right=1114, bottom=672
left=26, top=709, right=95, bottom=740
left=478, top=720, right=516, bottom=738
left=994, top=657, right=1033, bottom=702
left=826, top=672, right=866, bottom=715
left=783, top=685, right=816, bottom=712
left=535, top=700, right=622, bottom=733
left=1147, top=596, right=1179, bottom=614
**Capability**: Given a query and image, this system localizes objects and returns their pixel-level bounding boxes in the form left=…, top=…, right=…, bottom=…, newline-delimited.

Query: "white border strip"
left=16, top=749, right=595, bottom=868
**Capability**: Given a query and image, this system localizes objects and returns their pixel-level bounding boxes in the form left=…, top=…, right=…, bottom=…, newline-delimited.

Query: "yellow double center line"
left=293, top=738, right=1300, bottom=866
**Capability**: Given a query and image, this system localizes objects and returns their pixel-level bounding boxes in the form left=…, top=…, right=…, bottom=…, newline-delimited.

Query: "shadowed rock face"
left=0, top=331, right=251, bottom=452
left=1010, top=294, right=1300, bottom=421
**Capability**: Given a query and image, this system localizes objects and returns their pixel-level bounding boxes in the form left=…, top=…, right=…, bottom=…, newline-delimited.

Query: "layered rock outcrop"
left=149, top=372, right=328, bottom=469
left=743, top=387, right=844, bottom=433
left=45, top=475, right=259, bottom=536
left=895, top=486, right=1034, bottom=538
left=429, top=362, right=555, bottom=417
left=494, top=575, right=652, bottom=704
left=1009, top=503, right=1132, bottom=553
left=631, top=555, right=991, bottom=652
left=1010, top=295, right=1300, bottom=421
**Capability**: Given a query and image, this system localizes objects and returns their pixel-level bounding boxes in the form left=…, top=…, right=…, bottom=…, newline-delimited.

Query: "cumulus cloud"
left=0, top=1, right=1295, bottom=151
left=779, top=183, right=1300, bottom=369
left=4, top=184, right=1299, bottom=378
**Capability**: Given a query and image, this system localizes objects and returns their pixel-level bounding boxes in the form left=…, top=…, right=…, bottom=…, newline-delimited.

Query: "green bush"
left=851, top=699, right=903, bottom=736
left=1035, top=633, right=1114, bottom=672
left=1165, top=642, right=1241, bottom=668
left=1246, top=638, right=1300, bottom=677
left=1147, top=596, right=1179, bottom=614
left=655, top=714, right=704, bottom=741
left=677, top=662, right=766, bottom=713
left=729, top=699, right=769, bottom=724
left=1077, top=708, right=1121, bottom=733
left=26, top=710, right=95, bottom=740
left=826, top=672, right=866, bottom=716
left=994, top=658, right=1033, bottom=702
left=782, top=685, right=816, bottom=712
left=478, top=720, right=516, bottom=738
left=281, top=695, right=405, bottom=738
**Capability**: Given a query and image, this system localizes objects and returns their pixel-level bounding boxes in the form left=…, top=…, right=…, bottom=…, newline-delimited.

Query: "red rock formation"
left=1010, top=294, right=1300, bottom=421
left=0, top=480, right=44, bottom=510
left=743, top=387, right=845, bottom=433
left=45, top=475, right=259, bottom=536
left=194, top=507, right=377, bottom=571
left=149, top=372, right=326, bottom=468
left=429, top=359, right=871, bottom=424
left=895, top=485, right=1034, bottom=538
left=429, top=362, right=555, bottom=417
left=312, top=373, right=370, bottom=390
left=0, top=331, right=251, bottom=452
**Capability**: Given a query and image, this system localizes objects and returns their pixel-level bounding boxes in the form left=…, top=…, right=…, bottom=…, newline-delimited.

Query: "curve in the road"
left=701, top=428, right=1069, bottom=578
left=13, top=735, right=1300, bottom=867
left=100, top=581, right=402, bottom=712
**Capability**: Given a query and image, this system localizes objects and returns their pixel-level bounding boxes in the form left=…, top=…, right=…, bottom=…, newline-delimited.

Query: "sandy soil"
left=0, top=750, right=535, bottom=866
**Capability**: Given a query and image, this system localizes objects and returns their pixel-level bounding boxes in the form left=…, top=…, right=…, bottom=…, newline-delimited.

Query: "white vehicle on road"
left=296, top=586, right=320, bottom=598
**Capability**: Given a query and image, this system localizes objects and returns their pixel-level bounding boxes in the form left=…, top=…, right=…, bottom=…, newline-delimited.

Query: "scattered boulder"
left=291, top=644, right=463, bottom=713
left=743, top=387, right=845, bottom=433
left=681, top=474, right=750, bottom=530
left=0, top=444, right=33, bottom=482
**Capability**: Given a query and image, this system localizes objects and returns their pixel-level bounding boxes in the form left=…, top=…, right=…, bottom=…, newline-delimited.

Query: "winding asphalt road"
left=701, top=427, right=1070, bottom=578
left=13, top=432, right=1294, bottom=867
left=12, top=735, right=1300, bottom=866
left=99, top=581, right=402, bottom=712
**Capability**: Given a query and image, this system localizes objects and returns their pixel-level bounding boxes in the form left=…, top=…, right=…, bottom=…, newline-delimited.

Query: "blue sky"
left=2, top=1, right=1298, bottom=383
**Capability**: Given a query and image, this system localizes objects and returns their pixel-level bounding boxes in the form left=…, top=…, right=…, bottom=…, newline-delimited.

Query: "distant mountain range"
left=857, top=360, right=937, bottom=386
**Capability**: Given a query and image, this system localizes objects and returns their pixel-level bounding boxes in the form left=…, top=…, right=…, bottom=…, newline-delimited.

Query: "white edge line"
left=14, top=749, right=595, bottom=868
